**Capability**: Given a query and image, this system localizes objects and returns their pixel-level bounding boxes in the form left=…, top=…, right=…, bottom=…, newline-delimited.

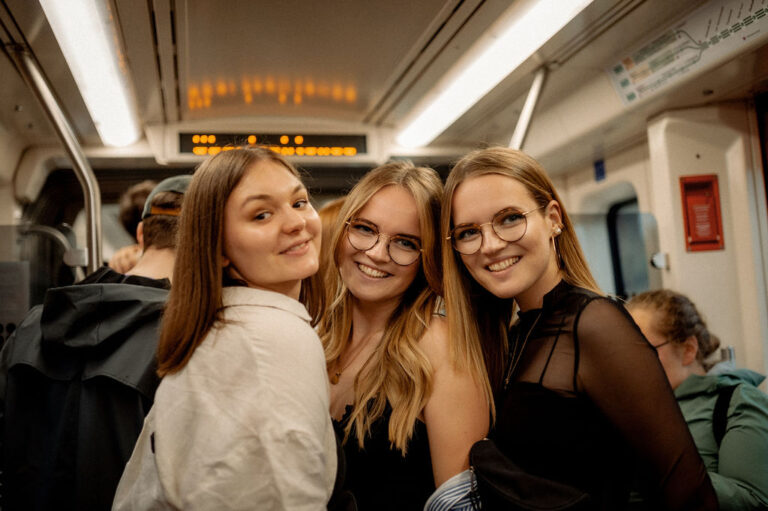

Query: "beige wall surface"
left=646, top=102, right=768, bottom=375
left=554, top=102, right=768, bottom=376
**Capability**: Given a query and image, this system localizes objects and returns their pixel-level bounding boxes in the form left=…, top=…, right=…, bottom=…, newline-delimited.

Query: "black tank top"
left=333, top=403, right=434, bottom=510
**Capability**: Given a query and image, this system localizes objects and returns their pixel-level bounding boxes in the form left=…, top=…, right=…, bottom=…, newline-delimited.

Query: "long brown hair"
left=319, top=161, right=446, bottom=453
left=157, top=147, right=317, bottom=377
left=441, top=147, right=601, bottom=394
left=627, top=290, right=721, bottom=369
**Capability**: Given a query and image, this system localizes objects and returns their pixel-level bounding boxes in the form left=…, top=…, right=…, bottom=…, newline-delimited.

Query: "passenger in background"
left=319, top=162, right=489, bottom=510
left=441, top=147, right=717, bottom=510
left=628, top=289, right=768, bottom=511
left=113, top=147, right=337, bottom=510
left=0, top=175, right=189, bottom=511
left=109, top=179, right=157, bottom=273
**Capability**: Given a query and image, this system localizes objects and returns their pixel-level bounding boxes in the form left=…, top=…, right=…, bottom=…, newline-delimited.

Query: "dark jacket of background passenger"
left=0, top=267, right=168, bottom=511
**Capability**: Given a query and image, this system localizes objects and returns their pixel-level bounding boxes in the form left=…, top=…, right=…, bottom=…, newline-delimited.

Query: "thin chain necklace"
left=330, top=339, right=374, bottom=385
left=504, top=311, right=542, bottom=390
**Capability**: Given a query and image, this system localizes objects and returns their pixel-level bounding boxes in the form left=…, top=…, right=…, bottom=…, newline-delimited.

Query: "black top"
left=333, top=403, right=434, bottom=510
left=492, top=280, right=717, bottom=510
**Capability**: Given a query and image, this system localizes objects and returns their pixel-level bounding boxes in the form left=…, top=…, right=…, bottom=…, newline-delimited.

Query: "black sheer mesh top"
left=491, top=280, right=717, bottom=510
left=333, top=403, right=434, bottom=510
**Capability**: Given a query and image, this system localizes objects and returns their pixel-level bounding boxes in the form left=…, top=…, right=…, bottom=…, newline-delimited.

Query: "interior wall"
left=0, top=123, right=23, bottom=186
left=647, top=101, right=768, bottom=375
left=0, top=126, right=25, bottom=261
left=0, top=184, right=19, bottom=261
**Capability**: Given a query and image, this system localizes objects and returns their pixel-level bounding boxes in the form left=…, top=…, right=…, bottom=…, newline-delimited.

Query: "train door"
left=571, top=182, right=661, bottom=300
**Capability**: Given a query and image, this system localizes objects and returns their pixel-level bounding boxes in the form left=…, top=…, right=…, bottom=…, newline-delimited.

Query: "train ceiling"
left=1, top=0, right=767, bottom=175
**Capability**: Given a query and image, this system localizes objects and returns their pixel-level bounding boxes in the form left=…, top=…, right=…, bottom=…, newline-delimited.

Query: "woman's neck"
left=349, top=296, right=399, bottom=347
left=516, top=268, right=563, bottom=312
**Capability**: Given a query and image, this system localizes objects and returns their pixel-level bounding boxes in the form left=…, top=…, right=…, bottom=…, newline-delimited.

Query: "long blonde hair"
left=157, top=147, right=318, bottom=377
left=319, top=161, right=443, bottom=453
left=441, top=147, right=601, bottom=394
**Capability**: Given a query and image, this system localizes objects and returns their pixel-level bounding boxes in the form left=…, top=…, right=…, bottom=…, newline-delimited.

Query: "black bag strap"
left=713, top=385, right=738, bottom=447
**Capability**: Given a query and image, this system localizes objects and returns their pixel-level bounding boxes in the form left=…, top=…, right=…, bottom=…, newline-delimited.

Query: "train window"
left=607, top=199, right=660, bottom=299
left=572, top=213, right=616, bottom=294
left=572, top=194, right=660, bottom=299
left=757, top=92, right=768, bottom=213
left=72, top=203, right=136, bottom=263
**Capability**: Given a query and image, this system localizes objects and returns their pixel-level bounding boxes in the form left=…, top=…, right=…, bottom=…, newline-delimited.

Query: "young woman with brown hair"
left=629, top=290, right=768, bottom=510
left=114, top=147, right=337, bottom=510
left=441, top=147, right=717, bottom=510
left=320, top=161, right=489, bottom=510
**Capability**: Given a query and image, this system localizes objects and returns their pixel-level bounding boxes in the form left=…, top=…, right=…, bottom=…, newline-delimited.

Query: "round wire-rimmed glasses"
left=447, top=205, right=545, bottom=255
left=345, top=219, right=422, bottom=266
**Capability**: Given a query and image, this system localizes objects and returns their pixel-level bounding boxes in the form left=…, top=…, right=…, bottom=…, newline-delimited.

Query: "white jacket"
left=113, top=286, right=336, bottom=510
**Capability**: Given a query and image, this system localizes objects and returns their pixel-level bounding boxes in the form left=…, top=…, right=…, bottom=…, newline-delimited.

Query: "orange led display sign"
left=179, top=133, right=366, bottom=157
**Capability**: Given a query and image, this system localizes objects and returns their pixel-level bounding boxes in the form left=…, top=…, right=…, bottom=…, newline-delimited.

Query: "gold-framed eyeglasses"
left=345, top=219, right=422, bottom=266
left=447, top=206, right=546, bottom=255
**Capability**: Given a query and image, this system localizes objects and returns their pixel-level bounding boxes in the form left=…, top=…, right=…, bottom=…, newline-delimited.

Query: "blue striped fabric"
left=423, top=469, right=475, bottom=511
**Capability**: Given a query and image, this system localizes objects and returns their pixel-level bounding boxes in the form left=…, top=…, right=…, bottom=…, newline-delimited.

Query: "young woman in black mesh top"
left=440, top=147, right=717, bottom=510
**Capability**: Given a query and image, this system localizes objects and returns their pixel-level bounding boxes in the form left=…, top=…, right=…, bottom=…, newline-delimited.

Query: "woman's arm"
left=712, top=384, right=768, bottom=510
left=576, top=298, right=717, bottom=511
left=421, top=316, right=489, bottom=486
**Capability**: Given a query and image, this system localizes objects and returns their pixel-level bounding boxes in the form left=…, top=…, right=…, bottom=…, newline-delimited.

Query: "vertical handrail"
left=509, top=67, right=548, bottom=151
left=6, top=44, right=102, bottom=273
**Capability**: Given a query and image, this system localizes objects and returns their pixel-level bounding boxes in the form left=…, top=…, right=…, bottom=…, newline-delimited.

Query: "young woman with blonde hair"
left=442, top=147, right=716, bottom=509
left=114, top=147, right=337, bottom=510
left=320, top=161, right=488, bottom=510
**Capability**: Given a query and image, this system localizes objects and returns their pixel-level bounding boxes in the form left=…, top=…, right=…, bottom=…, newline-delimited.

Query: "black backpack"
left=712, top=385, right=738, bottom=447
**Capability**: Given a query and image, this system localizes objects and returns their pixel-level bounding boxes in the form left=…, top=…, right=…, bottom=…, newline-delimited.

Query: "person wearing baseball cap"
left=0, top=175, right=191, bottom=510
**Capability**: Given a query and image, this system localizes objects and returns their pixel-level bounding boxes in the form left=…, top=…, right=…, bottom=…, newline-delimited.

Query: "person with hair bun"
left=442, top=147, right=716, bottom=510
left=629, top=289, right=768, bottom=510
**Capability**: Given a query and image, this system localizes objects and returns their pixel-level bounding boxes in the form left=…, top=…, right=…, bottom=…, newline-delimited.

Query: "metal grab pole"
left=7, top=44, right=102, bottom=273
left=509, top=67, right=548, bottom=151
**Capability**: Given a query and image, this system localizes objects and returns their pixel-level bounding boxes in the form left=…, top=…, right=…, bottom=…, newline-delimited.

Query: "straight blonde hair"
left=441, top=147, right=601, bottom=394
left=319, top=161, right=447, bottom=453
left=157, top=147, right=318, bottom=377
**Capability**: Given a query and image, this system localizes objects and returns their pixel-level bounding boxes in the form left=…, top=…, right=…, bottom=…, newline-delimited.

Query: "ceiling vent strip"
left=151, top=0, right=180, bottom=123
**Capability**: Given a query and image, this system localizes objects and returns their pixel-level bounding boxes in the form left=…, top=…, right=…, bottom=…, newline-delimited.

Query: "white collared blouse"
left=114, top=286, right=336, bottom=510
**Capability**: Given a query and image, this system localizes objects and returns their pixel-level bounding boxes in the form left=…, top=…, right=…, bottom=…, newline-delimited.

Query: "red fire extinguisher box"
left=679, top=174, right=724, bottom=252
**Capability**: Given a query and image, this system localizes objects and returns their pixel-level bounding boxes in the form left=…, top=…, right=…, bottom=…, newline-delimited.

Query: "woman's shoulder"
left=543, top=280, right=607, bottom=315
left=418, top=314, right=449, bottom=365
left=729, top=377, right=768, bottom=413
left=568, top=292, right=645, bottom=350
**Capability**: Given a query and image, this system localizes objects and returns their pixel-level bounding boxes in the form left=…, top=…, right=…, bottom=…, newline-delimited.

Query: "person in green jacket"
left=628, top=289, right=768, bottom=511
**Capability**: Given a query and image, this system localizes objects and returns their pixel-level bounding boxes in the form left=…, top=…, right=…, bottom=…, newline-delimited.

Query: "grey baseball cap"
left=141, top=175, right=193, bottom=219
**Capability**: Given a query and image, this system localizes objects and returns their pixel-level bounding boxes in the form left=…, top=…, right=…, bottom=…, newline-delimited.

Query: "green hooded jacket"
left=675, top=368, right=768, bottom=510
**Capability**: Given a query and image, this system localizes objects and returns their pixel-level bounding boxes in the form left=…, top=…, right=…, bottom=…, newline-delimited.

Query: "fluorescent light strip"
left=40, top=0, right=141, bottom=147
left=396, top=0, right=593, bottom=148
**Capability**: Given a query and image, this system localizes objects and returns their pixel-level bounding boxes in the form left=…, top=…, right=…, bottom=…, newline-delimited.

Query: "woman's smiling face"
left=222, top=160, right=321, bottom=299
left=338, top=185, right=422, bottom=307
left=451, top=173, right=561, bottom=310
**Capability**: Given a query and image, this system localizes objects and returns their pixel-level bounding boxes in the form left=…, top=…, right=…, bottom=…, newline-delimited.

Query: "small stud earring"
left=554, top=226, right=562, bottom=235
